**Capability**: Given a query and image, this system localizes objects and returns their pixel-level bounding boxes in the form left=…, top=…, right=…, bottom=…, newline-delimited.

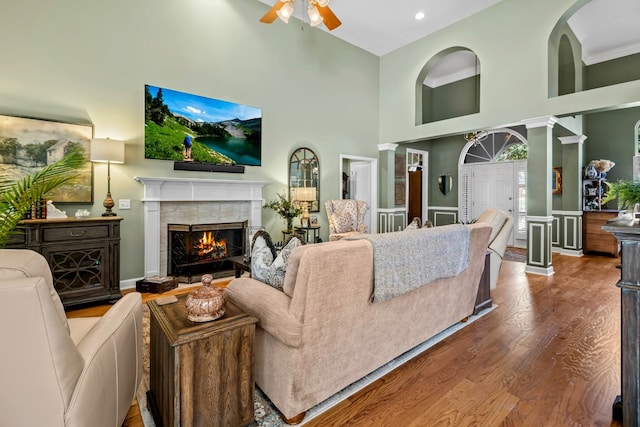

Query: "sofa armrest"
left=488, top=216, right=514, bottom=259
left=68, top=292, right=143, bottom=427
left=225, top=277, right=303, bottom=348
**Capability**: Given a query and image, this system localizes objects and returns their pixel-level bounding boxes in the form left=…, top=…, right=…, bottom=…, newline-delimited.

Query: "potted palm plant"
left=602, top=179, right=640, bottom=212
left=0, top=148, right=85, bottom=247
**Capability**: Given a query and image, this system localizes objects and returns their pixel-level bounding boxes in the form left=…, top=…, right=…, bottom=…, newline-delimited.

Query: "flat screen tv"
left=144, top=84, right=262, bottom=166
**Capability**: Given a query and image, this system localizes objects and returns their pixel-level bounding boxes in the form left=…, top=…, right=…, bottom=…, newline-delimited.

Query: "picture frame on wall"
left=552, top=167, right=562, bottom=195
left=0, top=114, right=93, bottom=203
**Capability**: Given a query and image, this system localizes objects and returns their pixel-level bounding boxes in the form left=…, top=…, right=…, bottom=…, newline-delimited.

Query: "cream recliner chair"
left=325, top=199, right=368, bottom=241
left=0, top=249, right=143, bottom=427
left=475, top=208, right=514, bottom=289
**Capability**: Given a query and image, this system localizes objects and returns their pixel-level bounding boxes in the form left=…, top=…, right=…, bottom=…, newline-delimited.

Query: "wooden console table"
left=602, top=221, right=640, bottom=425
left=148, top=295, right=258, bottom=427
left=584, top=210, right=619, bottom=256
left=7, top=216, right=122, bottom=308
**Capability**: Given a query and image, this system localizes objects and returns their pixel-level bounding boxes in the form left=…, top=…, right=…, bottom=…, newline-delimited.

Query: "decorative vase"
left=185, top=274, right=225, bottom=322
left=286, top=217, right=293, bottom=232
left=585, top=164, right=599, bottom=179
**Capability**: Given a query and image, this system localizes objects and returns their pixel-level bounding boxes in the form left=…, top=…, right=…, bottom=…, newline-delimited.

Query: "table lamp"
left=90, top=138, right=125, bottom=216
left=297, top=187, right=316, bottom=226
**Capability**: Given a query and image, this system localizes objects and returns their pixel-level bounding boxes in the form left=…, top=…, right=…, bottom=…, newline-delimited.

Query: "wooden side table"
left=147, top=295, right=258, bottom=427
left=228, top=255, right=251, bottom=278
left=294, top=225, right=321, bottom=243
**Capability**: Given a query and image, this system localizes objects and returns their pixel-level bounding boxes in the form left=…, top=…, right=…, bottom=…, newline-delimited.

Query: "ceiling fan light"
left=308, top=5, right=323, bottom=26
left=276, top=2, right=294, bottom=23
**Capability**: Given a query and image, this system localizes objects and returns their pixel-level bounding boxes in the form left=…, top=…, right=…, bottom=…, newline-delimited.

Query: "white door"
left=350, top=161, right=372, bottom=229
left=472, top=162, right=515, bottom=244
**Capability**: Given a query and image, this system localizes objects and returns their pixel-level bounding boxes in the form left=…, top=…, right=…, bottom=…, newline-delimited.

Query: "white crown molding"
left=424, top=66, right=477, bottom=88
left=558, top=135, right=587, bottom=145
left=521, top=116, right=558, bottom=129
left=377, top=143, right=398, bottom=151
left=583, top=41, right=640, bottom=66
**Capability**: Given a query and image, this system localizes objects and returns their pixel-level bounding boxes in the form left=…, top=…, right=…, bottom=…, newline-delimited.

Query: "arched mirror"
left=438, top=174, right=453, bottom=196
left=289, top=148, right=320, bottom=215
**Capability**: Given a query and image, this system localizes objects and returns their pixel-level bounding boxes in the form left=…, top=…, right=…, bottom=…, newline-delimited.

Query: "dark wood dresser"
left=7, top=216, right=122, bottom=308
left=583, top=210, right=619, bottom=256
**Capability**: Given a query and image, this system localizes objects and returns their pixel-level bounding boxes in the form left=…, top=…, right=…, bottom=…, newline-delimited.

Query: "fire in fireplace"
left=168, top=221, right=247, bottom=283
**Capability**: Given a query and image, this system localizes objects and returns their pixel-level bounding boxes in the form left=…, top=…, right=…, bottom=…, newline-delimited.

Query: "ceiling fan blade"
left=317, top=5, right=342, bottom=30
left=260, top=1, right=286, bottom=24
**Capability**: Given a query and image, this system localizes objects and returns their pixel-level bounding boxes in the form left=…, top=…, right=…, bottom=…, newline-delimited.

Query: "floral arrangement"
left=591, top=159, right=615, bottom=173
left=264, top=192, right=302, bottom=229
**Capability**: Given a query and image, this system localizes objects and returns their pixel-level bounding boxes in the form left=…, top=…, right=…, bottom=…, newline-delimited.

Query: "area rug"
left=137, top=302, right=495, bottom=426
left=504, top=246, right=527, bottom=263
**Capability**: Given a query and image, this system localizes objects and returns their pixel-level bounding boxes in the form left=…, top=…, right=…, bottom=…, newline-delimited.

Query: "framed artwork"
left=552, top=167, right=562, bottom=195
left=310, top=215, right=318, bottom=226
left=301, top=217, right=310, bottom=228
left=0, top=114, right=93, bottom=203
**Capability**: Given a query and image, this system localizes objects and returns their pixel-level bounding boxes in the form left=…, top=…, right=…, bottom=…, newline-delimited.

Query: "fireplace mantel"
left=135, top=176, right=269, bottom=277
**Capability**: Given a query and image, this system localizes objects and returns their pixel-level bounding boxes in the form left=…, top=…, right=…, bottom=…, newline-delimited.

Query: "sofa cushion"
left=251, top=232, right=276, bottom=283
left=264, top=237, right=304, bottom=291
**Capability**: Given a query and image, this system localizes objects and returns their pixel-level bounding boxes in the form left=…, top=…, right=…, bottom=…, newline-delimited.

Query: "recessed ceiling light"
left=415, top=11, right=426, bottom=20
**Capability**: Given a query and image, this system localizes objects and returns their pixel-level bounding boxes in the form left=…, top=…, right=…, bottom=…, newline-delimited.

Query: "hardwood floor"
left=68, top=254, right=623, bottom=426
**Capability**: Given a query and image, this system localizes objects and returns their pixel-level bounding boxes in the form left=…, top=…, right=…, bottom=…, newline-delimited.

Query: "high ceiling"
left=255, top=0, right=640, bottom=65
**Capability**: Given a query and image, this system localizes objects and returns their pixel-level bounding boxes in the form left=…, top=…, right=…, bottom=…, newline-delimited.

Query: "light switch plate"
left=118, top=199, right=131, bottom=209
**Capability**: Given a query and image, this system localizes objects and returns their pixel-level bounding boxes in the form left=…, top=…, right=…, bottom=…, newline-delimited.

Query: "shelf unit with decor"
left=583, top=178, right=608, bottom=211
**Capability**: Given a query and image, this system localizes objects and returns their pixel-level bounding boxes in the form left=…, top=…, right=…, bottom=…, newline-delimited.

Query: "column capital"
left=377, top=143, right=398, bottom=152
left=521, top=116, right=558, bottom=129
left=558, top=135, right=587, bottom=145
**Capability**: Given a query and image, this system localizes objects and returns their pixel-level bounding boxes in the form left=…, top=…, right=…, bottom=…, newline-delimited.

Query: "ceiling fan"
left=259, top=0, right=342, bottom=31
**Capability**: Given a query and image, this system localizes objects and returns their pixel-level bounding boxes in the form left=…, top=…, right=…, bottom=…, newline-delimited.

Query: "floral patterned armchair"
left=324, top=199, right=368, bottom=241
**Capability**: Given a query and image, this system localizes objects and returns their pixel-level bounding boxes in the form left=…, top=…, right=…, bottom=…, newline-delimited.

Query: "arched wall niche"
left=558, top=34, right=577, bottom=96
left=549, top=0, right=640, bottom=97
left=415, top=47, right=480, bottom=126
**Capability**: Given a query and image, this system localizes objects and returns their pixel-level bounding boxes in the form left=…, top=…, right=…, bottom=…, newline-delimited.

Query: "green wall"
left=0, top=0, right=380, bottom=282
left=423, top=76, right=479, bottom=123
left=584, top=107, right=640, bottom=185
left=586, top=54, right=640, bottom=90
left=379, top=0, right=640, bottom=145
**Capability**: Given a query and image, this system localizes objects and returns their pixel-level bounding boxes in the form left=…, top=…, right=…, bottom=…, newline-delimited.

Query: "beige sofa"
left=225, top=223, right=491, bottom=423
left=475, top=208, right=514, bottom=289
left=0, top=249, right=143, bottom=427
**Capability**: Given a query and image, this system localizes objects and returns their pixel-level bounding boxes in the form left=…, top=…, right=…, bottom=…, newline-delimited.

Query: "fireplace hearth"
left=168, top=221, right=247, bottom=283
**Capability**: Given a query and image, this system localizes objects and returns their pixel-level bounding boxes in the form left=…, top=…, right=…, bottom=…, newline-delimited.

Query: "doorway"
left=458, top=128, right=528, bottom=247
left=406, top=149, right=429, bottom=224
left=339, top=154, right=378, bottom=234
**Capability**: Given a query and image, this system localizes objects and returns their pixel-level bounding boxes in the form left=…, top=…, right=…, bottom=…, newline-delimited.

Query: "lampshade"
left=276, top=2, right=294, bottom=23
left=90, top=138, right=125, bottom=164
left=297, top=187, right=316, bottom=202
left=308, top=5, right=323, bottom=26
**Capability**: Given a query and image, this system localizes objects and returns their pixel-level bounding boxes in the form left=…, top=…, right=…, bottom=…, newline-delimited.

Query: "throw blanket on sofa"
left=349, top=224, right=471, bottom=303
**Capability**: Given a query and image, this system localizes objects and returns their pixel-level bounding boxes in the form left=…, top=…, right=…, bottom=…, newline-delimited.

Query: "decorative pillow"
left=250, top=231, right=276, bottom=282
left=264, top=236, right=304, bottom=290
left=405, top=217, right=422, bottom=230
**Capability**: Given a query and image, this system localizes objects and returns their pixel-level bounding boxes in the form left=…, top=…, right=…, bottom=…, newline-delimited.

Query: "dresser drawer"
left=43, top=225, right=110, bottom=242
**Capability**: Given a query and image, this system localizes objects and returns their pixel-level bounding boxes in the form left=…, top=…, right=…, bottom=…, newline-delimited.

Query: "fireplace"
left=168, top=221, right=247, bottom=283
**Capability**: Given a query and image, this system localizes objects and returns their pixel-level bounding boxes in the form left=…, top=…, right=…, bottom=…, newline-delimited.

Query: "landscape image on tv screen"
left=144, top=84, right=262, bottom=166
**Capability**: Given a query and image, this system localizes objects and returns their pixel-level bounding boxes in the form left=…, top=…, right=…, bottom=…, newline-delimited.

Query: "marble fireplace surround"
left=135, top=177, right=269, bottom=277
